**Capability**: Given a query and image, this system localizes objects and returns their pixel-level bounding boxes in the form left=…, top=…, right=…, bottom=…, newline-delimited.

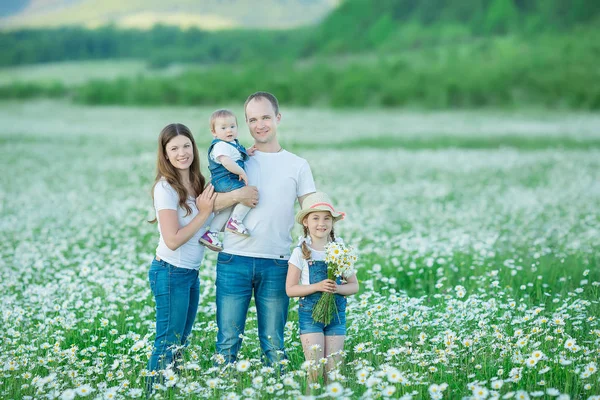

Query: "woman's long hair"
left=301, top=221, right=336, bottom=260
left=149, top=123, right=206, bottom=223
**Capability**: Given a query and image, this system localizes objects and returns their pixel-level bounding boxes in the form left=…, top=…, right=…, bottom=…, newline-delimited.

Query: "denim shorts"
left=298, top=309, right=346, bottom=336
left=212, top=174, right=245, bottom=193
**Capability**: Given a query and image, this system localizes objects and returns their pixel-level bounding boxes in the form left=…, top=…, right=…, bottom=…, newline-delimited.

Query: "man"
left=213, top=91, right=315, bottom=365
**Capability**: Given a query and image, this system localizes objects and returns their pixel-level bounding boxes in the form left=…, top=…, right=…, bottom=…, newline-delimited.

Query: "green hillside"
left=302, top=0, right=600, bottom=55
left=1, top=0, right=599, bottom=109
left=0, top=0, right=339, bottom=30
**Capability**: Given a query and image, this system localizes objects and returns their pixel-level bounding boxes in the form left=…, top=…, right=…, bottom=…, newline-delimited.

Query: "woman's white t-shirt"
left=154, top=179, right=209, bottom=270
left=288, top=246, right=325, bottom=285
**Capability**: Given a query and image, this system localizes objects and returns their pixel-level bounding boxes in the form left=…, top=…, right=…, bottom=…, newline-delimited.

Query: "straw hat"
left=295, top=192, right=346, bottom=225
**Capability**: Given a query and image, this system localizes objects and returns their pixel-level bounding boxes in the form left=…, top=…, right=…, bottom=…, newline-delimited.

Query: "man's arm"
left=214, top=186, right=259, bottom=212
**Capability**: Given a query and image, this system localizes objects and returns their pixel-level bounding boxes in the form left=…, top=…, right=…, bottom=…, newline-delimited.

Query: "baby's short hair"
left=210, top=109, right=237, bottom=131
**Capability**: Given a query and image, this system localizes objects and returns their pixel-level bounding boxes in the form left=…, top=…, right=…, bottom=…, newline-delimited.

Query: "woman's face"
left=165, top=135, right=194, bottom=171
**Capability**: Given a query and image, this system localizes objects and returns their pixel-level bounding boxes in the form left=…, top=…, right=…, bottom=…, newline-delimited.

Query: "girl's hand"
left=196, top=184, right=217, bottom=215
left=247, top=145, right=257, bottom=156
left=315, top=279, right=337, bottom=293
left=238, top=172, right=249, bottom=186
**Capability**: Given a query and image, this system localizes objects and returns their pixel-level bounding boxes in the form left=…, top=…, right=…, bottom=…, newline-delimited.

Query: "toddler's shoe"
left=199, top=230, right=223, bottom=252
left=225, top=218, right=250, bottom=237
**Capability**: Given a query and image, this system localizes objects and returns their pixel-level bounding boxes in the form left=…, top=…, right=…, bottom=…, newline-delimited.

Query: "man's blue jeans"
left=147, top=258, right=200, bottom=373
left=215, top=253, right=289, bottom=365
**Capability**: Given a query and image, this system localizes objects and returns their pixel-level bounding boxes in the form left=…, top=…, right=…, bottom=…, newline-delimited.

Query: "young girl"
left=199, top=109, right=255, bottom=252
left=147, top=123, right=216, bottom=389
left=285, top=192, right=359, bottom=387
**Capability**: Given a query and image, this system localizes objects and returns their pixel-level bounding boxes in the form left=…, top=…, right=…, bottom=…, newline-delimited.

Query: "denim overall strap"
left=207, top=139, right=249, bottom=181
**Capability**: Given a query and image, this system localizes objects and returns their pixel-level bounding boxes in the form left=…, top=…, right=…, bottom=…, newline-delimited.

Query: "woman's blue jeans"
left=215, top=253, right=289, bottom=365
left=147, top=258, right=200, bottom=373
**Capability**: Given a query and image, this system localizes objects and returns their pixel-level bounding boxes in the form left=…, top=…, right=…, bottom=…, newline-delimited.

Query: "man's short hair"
left=244, top=92, right=280, bottom=117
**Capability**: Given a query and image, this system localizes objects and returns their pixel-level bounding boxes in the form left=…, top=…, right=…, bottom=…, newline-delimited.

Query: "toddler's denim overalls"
left=208, top=139, right=249, bottom=192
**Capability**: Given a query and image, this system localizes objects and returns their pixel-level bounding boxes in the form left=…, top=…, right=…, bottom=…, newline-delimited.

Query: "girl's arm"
left=286, top=263, right=337, bottom=297
left=335, top=273, right=359, bottom=296
left=217, top=155, right=248, bottom=185
left=159, top=185, right=216, bottom=251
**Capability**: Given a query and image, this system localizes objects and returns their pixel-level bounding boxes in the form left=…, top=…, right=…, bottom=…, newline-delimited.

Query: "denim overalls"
left=208, top=139, right=249, bottom=192
left=298, top=256, right=347, bottom=335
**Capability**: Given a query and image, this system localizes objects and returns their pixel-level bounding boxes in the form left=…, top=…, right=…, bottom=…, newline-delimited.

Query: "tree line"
left=1, top=0, right=598, bottom=67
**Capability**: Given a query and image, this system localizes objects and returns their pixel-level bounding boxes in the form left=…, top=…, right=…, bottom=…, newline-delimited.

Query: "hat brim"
left=295, top=208, right=345, bottom=225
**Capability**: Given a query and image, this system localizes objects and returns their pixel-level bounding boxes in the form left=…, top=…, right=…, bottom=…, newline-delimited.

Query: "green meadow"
left=0, top=99, right=598, bottom=398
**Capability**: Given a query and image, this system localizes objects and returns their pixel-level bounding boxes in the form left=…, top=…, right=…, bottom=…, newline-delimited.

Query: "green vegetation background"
left=1, top=0, right=600, bottom=109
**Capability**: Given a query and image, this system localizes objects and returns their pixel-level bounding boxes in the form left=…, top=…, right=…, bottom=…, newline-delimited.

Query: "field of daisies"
left=1, top=100, right=599, bottom=399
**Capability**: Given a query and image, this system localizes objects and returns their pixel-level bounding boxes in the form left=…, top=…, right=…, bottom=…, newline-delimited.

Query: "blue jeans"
left=215, top=253, right=289, bottom=365
left=147, top=258, right=200, bottom=373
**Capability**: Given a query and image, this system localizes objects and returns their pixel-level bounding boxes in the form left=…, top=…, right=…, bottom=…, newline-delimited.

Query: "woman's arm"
left=213, top=185, right=258, bottom=212
left=335, top=273, right=359, bottom=296
left=285, top=263, right=336, bottom=297
left=159, top=185, right=216, bottom=251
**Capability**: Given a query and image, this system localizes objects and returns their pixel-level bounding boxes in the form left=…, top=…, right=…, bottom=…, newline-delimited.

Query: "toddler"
left=199, top=109, right=253, bottom=251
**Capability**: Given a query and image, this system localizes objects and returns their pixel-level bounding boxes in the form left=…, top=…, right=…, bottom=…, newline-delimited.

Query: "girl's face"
left=303, top=211, right=333, bottom=241
left=165, top=135, right=194, bottom=171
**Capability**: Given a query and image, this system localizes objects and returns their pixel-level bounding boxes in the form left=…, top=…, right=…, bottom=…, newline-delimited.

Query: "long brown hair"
left=149, top=123, right=206, bottom=223
left=301, top=218, right=336, bottom=260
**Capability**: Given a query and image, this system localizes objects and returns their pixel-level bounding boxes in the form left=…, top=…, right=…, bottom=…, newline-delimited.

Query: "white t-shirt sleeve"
left=154, top=181, right=178, bottom=211
left=297, top=161, right=316, bottom=198
left=288, top=247, right=305, bottom=271
left=210, top=142, right=241, bottom=164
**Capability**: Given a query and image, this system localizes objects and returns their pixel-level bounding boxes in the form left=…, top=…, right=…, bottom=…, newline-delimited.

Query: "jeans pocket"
left=217, top=252, right=236, bottom=264
left=149, top=269, right=169, bottom=296
left=169, top=265, right=194, bottom=275
left=335, top=295, right=347, bottom=313
left=299, top=296, right=317, bottom=311
left=273, top=259, right=288, bottom=267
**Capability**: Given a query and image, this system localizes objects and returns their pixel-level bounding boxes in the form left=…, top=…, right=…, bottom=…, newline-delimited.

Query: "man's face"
left=245, top=98, right=281, bottom=145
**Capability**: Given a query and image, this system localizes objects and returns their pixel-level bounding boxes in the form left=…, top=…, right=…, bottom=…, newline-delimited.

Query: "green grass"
left=0, top=102, right=599, bottom=398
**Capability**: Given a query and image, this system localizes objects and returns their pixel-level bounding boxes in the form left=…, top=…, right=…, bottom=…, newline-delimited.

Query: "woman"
left=147, top=123, right=216, bottom=386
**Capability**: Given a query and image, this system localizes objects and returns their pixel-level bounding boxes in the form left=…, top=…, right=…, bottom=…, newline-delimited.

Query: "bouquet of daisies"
left=312, top=240, right=358, bottom=325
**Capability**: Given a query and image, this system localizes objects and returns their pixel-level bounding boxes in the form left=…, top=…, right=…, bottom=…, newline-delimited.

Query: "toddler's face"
left=212, top=116, right=238, bottom=142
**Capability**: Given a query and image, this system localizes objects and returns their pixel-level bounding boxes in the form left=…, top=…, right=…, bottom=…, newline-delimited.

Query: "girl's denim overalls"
left=298, top=257, right=347, bottom=335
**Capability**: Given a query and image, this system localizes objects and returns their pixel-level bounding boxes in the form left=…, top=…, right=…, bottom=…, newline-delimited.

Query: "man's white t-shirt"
left=223, top=150, right=315, bottom=259
left=288, top=246, right=325, bottom=285
left=154, top=179, right=209, bottom=269
left=210, top=141, right=243, bottom=164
